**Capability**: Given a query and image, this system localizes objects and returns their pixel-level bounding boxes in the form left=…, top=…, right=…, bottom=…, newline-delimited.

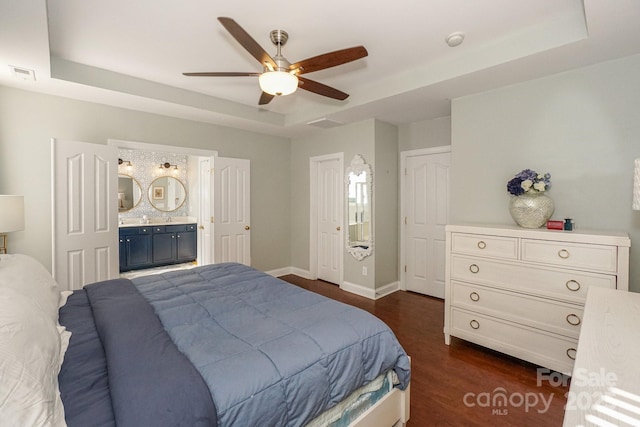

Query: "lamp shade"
left=0, top=195, right=25, bottom=233
left=258, top=71, right=298, bottom=96
left=633, top=159, right=640, bottom=210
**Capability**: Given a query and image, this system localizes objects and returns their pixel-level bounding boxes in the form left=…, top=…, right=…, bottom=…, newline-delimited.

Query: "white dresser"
left=443, top=224, right=630, bottom=374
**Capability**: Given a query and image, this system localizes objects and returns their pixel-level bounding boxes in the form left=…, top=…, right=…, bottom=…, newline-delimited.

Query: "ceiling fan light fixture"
left=259, top=71, right=298, bottom=96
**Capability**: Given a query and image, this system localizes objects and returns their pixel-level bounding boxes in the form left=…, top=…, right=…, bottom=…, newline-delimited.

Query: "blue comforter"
left=59, top=279, right=218, bottom=427
left=131, top=263, right=410, bottom=427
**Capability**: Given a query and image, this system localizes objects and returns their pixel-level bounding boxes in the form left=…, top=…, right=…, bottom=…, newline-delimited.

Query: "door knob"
left=198, top=225, right=204, bottom=230
left=336, top=226, right=341, bottom=231
left=245, top=225, right=250, bottom=230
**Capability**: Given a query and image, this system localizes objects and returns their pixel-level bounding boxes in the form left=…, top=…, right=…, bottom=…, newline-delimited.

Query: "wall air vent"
left=306, top=118, right=345, bottom=129
left=9, top=65, right=36, bottom=81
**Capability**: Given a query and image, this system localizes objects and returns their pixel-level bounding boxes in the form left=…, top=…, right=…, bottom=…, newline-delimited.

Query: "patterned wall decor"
left=118, top=148, right=189, bottom=219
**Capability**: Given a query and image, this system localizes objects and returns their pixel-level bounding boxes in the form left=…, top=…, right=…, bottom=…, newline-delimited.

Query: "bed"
left=0, top=254, right=410, bottom=427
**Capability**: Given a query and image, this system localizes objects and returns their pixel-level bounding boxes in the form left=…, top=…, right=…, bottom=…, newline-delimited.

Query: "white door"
left=198, top=157, right=213, bottom=265
left=315, top=157, right=342, bottom=284
left=402, top=148, right=450, bottom=298
left=52, top=139, right=119, bottom=291
left=213, top=156, right=250, bottom=265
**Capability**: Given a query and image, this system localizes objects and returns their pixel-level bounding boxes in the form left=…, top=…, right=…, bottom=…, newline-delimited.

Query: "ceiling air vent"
left=307, top=118, right=345, bottom=129
left=9, top=65, right=36, bottom=81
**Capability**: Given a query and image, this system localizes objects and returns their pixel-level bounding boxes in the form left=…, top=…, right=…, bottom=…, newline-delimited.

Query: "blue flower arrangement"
left=507, top=169, right=551, bottom=196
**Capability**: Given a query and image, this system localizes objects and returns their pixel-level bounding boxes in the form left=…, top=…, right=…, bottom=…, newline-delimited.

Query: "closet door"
left=402, top=147, right=450, bottom=298
left=52, top=139, right=119, bottom=290
left=316, top=157, right=342, bottom=285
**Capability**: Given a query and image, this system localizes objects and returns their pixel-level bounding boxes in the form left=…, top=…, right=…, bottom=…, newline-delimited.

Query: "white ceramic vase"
left=509, top=191, right=555, bottom=228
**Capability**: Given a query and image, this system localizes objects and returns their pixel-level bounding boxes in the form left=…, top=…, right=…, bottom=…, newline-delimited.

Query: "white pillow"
left=0, top=254, right=61, bottom=321
left=0, top=255, right=68, bottom=427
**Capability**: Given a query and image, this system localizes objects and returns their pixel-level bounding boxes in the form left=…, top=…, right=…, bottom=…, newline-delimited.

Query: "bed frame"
left=351, top=358, right=411, bottom=427
left=351, top=385, right=410, bottom=427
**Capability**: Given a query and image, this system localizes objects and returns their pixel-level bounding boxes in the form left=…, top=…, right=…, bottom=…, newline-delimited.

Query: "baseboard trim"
left=341, top=281, right=376, bottom=299
left=289, top=267, right=312, bottom=279
left=375, top=281, right=400, bottom=299
left=265, top=266, right=312, bottom=280
left=266, top=268, right=400, bottom=300
left=342, top=280, right=401, bottom=300
left=265, top=267, right=291, bottom=277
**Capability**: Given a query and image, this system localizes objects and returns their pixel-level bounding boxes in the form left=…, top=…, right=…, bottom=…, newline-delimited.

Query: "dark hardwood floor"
left=279, top=275, right=569, bottom=427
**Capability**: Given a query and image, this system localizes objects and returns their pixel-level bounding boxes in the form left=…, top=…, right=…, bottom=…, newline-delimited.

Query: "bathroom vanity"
left=119, top=220, right=197, bottom=272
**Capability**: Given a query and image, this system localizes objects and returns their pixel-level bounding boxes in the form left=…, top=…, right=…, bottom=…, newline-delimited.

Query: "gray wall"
left=290, top=120, right=374, bottom=287
left=374, top=120, right=399, bottom=289
left=450, top=53, right=640, bottom=291
left=0, top=85, right=291, bottom=273
left=398, top=116, right=451, bottom=152
left=3, top=51, right=639, bottom=293
left=290, top=119, right=400, bottom=290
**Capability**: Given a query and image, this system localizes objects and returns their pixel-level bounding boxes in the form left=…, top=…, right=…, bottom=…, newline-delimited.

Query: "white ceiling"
left=1, top=0, right=639, bottom=138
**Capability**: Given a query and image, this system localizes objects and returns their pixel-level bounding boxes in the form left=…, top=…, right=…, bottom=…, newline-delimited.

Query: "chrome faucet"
left=166, top=216, right=172, bottom=223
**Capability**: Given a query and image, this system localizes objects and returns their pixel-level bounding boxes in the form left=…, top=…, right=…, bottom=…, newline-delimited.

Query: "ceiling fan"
left=183, top=17, right=368, bottom=105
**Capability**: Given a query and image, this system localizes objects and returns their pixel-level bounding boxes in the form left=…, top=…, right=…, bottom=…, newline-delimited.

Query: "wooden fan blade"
left=298, top=77, right=349, bottom=100
left=218, top=17, right=277, bottom=69
left=183, top=72, right=260, bottom=77
left=290, top=46, right=368, bottom=75
left=259, top=92, right=275, bottom=105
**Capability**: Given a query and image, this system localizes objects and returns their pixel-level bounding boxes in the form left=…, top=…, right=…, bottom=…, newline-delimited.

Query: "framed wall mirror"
left=118, top=174, right=142, bottom=212
left=148, top=176, right=187, bottom=212
left=345, top=154, right=373, bottom=260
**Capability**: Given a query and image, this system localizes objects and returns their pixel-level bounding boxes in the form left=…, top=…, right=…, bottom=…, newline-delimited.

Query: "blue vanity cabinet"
left=119, top=223, right=197, bottom=271
left=151, top=225, right=176, bottom=265
left=119, top=227, right=152, bottom=271
left=119, top=235, right=126, bottom=269
left=176, top=224, right=197, bottom=262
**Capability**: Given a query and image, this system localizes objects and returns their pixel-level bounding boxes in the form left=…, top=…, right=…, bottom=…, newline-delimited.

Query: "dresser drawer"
left=521, top=239, right=617, bottom=273
left=451, top=233, right=518, bottom=259
left=451, top=308, right=577, bottom=374
left=451, top=281, right=584, bottom=338
left=450, top=255, right=616, bottom=304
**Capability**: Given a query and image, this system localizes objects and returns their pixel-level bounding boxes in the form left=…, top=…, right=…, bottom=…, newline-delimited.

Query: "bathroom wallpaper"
left=117, top=148, right=190, bottom=219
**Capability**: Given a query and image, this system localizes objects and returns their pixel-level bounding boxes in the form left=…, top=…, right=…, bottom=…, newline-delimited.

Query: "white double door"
left=198, top=156, right=251, bottom=267
left=211, top=156, right=251, bottom=266
left=53, top=139, right=250, bottom=290
left=52, top=139, right=119, bottom=291
left=402, top=147, right=450, bottom=298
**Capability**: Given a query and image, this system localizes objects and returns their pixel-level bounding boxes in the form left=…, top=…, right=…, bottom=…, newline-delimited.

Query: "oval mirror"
left=345, top=154, right=373, bottom=260
left=118, top=174, right=142, bottom=212
left=148, top=176, right=187, bottom=212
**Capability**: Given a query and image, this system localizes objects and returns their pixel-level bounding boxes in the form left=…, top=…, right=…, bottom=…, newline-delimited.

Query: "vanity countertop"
left=119, top=216, right=197, bottom=228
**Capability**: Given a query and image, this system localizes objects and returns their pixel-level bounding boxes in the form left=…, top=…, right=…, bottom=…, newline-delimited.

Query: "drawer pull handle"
left=566, top=314, right=581, bottom=326
left=470, top=320, right=480, bottom=330
left=469, top=264, right=480, bottom=274
left=469, top=292, right=480, bottom=302
left=477, top=241, right=487, bottom=249
left=566, top=348, right=577, bottom=360
left=558, top=249, right=570, bottom=259
left=565, top=280, right=581, bottom=292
